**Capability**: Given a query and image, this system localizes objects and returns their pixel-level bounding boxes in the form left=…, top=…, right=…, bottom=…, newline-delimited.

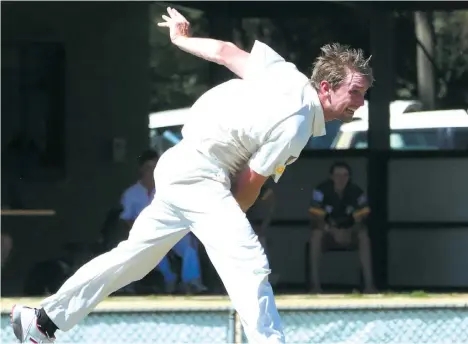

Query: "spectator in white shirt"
left=120, top=149, right=207, bottom=294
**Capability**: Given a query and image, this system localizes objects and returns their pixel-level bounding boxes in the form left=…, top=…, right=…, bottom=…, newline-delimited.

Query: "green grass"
left=408, top=290, right=430, bottom=298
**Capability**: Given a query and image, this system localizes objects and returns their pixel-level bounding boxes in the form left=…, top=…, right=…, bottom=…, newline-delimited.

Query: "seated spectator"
left=308, top=161, right=376, bottom=293
left=120, top=149, right=207, bottom=294
left=24, top=243, right=96, bottom=296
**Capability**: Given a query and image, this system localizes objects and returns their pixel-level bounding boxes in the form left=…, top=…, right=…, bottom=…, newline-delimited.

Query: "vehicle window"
left=351, top=127, right=468, bottom=150
left=149, top=125, right=183, bottom=155
left=450, top=127, right=468, bottom=150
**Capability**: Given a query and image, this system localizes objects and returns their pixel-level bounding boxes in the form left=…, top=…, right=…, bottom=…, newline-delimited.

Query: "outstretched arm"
left=158, top=7, right=250, bottom=79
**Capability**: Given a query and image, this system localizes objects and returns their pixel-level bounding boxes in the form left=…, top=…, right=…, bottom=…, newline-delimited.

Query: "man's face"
left=320, top=70, right=369, bottom=122
left=140, top=159, right=158, bottom=181
left=331, top=166, right=350, bottom=192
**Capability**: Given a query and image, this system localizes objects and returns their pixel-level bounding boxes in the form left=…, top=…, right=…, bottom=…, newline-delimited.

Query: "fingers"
left=173, top=8, right=188, bottom=22
left=158, top=7, right=189, bottom=29
left=168, top=7, right=179, bottom=19
left=167, top=7, right=176, bottom=17
left=167, top=7, right=188, bottom=23
left=157, top=13, right=172, bottom=27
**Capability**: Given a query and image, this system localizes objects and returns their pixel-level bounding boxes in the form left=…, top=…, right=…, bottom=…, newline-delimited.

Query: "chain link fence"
left=241, top=306, right=468, bottom=343
left=1, top=306, right=235, bottom=343
left=2, top=299, right=468, bottom=343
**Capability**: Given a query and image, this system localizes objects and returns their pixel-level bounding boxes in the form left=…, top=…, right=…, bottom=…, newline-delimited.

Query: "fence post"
left=228, top=308, right=236, bottom=343
left=234, top=311, right=243, bottom=344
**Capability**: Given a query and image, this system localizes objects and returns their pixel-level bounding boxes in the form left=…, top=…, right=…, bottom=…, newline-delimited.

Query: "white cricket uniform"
left=40, top=41, right=325, bottom=343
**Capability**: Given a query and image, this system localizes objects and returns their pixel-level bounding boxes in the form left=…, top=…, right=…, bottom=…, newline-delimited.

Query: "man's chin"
left=339, top=114, right=354, bottom=123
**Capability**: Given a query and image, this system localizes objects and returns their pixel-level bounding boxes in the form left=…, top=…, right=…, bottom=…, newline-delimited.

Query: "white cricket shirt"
left=182, top=40, right=326, bottom=182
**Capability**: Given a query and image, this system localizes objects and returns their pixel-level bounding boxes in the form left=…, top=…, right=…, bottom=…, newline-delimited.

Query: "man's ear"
left=319, top=80, right=331, bottom=95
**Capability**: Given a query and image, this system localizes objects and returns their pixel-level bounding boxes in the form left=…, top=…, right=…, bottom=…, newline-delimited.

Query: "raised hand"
left=157, top=7, right=191, bottom=43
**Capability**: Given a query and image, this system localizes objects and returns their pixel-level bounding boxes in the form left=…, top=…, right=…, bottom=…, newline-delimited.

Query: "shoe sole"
left=10, top=304, right=23, bottom=342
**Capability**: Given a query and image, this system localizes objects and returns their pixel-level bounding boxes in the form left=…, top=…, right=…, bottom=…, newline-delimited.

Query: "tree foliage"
left=433, top=10, right=468, bottom=108
left=149, top=4, right=468, bottom=111
left=149, top=4, right=211, bottom=112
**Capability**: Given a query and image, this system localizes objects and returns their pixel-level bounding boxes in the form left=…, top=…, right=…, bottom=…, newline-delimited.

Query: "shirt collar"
left=309, top=86, right=326, bottom=137
left=137, top=181, right=155, bottom=195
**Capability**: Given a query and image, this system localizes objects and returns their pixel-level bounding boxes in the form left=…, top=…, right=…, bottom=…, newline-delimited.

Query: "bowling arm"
left=232, top=167, right=268, bottom=213
left=172, top=36, right=250, bottom=79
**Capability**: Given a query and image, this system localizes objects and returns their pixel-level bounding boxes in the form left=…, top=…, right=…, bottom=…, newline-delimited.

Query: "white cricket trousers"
left=41, top=141, right=285, bottom=343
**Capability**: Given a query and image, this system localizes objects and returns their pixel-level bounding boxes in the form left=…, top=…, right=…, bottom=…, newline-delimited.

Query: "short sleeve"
left=248, top=116, right=308, bottom=183
left=244, top=40, right=297, bottom=82
left=119, top=189, right=135, bottom=221
left=353, top=188, right=371, bottom=218
left=308, top=186, right=327, bottom=216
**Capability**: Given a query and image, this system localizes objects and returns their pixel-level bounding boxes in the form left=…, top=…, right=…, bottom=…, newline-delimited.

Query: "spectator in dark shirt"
left=308, top=161, right=375, bottom=293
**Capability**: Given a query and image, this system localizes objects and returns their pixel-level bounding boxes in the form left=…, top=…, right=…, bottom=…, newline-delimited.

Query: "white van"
left=148, top=106, right=468, bottom=153
left=148, top=101, right=423, bottom=153
left=350, top=99, right=423, bottom=121
left=149, top=107, right=191, bottom=155
left=331, top=109, right=468, bottom=150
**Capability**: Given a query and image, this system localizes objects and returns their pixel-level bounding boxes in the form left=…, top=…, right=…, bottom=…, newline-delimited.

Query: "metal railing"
left=1, top=297, right=467, bottom=343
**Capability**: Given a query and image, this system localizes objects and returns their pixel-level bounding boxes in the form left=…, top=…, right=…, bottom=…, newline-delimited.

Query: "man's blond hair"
left=310, top=43, right=374, bottom=90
